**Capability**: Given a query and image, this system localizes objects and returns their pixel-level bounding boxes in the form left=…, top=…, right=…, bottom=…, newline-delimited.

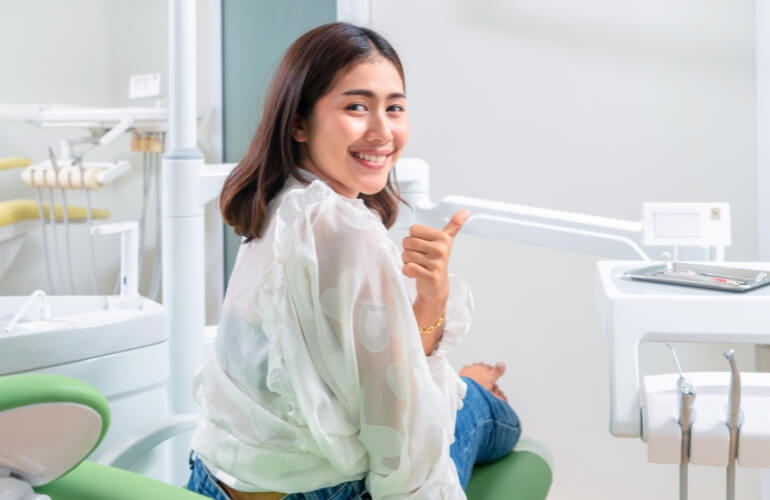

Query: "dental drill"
left=723, top=350, right=742, bottom=500
left=667, top=344, right=696, bottom=500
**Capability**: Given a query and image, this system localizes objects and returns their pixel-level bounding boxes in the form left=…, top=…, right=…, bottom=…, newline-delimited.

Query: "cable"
left=46, top=187, right=67, bottom=293
left=47, top=148, right=75, bottom=294
left=138, top=151, right=152, bottom=296
left=680, top=462, right=688, bottom=500
left=149, top=135, right=164, bottom=301
left=59, top=187, right=76, bottom=294
left=78, top=157, right=100, bottom=295
left=34, top=186, right=56, bottom=294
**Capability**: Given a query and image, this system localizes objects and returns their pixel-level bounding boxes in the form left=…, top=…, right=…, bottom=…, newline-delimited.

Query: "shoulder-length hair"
left=220, top=22, right=407, bottom=242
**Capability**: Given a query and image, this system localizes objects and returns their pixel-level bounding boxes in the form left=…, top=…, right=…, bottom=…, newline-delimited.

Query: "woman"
left=187, top=23, right=520, bottom=500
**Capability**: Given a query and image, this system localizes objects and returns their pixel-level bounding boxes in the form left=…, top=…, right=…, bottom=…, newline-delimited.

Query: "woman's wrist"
left=413, top=296, right=447, bottom=328
left=413, top=296, right=447, bottom=356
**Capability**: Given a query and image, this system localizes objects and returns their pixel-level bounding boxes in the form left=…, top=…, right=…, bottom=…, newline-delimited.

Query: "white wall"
left=373, top=1, right=760, bottom=499
left=0, top=0, right=223, bottom=322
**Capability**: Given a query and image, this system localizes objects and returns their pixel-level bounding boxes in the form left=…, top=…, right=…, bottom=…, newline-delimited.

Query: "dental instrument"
left=724, top=350, right=742, bottom=500
left=3, top=290, right=50, bottom=335
left=667, top=344, right=696, bottom=500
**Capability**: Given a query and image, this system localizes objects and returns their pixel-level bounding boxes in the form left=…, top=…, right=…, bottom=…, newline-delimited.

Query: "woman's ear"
left=292, top=118, right=308, bottom=143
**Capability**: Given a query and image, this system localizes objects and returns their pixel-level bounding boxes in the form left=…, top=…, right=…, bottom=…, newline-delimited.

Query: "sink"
left=0, top=296, right=166, bottom=374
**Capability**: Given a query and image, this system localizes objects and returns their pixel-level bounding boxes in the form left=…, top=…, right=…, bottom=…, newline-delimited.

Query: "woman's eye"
left=347, top=103, right=366, bottom=112
left=387, top=104, right=406, bottom=112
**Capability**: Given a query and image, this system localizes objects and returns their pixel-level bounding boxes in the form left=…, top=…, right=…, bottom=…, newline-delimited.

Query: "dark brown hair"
left=220, top=22, right=407, bottom=241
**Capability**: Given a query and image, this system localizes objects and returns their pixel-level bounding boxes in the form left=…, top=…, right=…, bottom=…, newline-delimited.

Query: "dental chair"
left=0, top=373, right=205, bottom=500
left=467, top=439, right=552, bottom=499
left=2, top=373, right=551, bottom=499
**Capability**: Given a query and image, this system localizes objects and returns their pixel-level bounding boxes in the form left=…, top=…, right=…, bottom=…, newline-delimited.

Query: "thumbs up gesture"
left=402, top=209, right=470, bottom=305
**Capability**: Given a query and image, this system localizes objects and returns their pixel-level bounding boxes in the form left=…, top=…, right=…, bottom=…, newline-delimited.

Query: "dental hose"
left=34, top=186, right=56, bottom=294
left=46, top=187, right=68, bottom=293
left=149, top=150, right=162, bottom=301
left=59, top=186, right=77, bottom=294
left=47, top=147, right=75, bottom=294
left=78, top=156, right=100, bottom=295
left=44, top=149, right=69, bottom=294
left=137, top=152, right=151, bottom=294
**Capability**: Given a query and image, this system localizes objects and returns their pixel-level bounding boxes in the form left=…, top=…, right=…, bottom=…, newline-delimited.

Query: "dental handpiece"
left=667, top=344, right=696, bottom=500
left=677, top=377, right=696, bottom=462
left=723, top=350, right=742, bottom=500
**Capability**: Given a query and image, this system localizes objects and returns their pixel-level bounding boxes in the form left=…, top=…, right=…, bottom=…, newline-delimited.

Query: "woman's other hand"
left=459, top=362, right=508, bottom=401
left=402, top=209, right=470, bottom=305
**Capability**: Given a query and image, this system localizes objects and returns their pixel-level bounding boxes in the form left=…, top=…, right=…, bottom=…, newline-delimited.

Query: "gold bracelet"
left=419, top=309, right=446, bottom=335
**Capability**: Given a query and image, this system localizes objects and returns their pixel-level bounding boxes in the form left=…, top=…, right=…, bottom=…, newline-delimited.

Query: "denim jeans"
left=187, top=376, right=520, bottom=499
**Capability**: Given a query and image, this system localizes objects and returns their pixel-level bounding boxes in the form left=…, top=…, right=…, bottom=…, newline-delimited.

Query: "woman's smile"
left=350, top=149, right=394, bottom=169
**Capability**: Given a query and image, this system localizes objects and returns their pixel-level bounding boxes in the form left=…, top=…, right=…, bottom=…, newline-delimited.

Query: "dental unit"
left=597, top=253, right=770, bottom=500
left=386, top=161, right=770, bottom=499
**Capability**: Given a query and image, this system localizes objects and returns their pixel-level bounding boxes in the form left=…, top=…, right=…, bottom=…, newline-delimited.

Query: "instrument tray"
left=624, top=262, right=770, bottom=293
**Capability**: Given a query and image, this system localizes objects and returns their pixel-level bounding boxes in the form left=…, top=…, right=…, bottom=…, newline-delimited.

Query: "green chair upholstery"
left=1, top=373, right=551, bottom=500
left=0, top=373, right=206, bottom=499
left=36, top=461, right=206, bottom=500
left=468, top=445, right=553, bottom=500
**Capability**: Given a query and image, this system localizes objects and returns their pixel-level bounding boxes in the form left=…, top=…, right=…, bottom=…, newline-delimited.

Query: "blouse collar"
left=291, top=168, right=369, bottom=211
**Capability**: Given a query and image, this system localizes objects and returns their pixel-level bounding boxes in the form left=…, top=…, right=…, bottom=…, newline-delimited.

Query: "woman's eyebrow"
left=341, top=89, right=406, bottom=99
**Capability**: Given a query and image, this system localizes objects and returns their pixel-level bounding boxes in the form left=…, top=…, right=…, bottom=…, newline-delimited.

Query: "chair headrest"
left=0, top=374, right=110, bottom=486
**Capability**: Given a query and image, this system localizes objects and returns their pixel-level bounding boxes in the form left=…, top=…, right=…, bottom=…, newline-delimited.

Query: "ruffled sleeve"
left=275, top=181, right=466, bottom=499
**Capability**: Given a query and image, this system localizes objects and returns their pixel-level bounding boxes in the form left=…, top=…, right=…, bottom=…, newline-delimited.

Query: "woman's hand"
left=402, top=209, right=470, bottom=305
left=459, top=362, right=509, bottom=402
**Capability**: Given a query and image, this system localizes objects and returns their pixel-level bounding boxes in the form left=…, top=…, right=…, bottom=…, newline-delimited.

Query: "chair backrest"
left=0, top=374, right=110, bottom=486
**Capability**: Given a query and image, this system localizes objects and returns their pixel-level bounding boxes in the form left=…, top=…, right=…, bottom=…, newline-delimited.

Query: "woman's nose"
left=364, top=111, right=393, bottom=144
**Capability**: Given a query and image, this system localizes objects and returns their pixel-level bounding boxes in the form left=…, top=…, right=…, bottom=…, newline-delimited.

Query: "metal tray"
left=624, top=262, right=770, bottom=293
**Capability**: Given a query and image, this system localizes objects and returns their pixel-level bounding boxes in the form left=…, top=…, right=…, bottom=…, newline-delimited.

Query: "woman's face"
left=294, top=56, right=410, bottom=198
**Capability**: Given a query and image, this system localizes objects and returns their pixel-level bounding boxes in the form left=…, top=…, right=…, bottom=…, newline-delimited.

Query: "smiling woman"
left=219, top=23, right=408, bottom=242
left=188, top=22, right=520, bottom=500
left=292, top=58, right=409, bottom=199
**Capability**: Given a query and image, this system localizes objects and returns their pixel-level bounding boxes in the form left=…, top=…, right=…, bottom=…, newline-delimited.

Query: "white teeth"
left=353, top=152, right=386, bottom=163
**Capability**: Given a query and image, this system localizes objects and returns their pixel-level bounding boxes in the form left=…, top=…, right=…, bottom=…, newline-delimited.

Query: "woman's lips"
left=350, top=150, right=391, bottom=169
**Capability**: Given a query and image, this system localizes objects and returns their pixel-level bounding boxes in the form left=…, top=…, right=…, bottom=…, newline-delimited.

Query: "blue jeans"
left=187, top=376, right=520, bottom=499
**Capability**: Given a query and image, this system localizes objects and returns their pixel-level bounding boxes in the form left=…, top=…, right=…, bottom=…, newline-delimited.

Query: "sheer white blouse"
left=191, top=171, right=474, bottom=499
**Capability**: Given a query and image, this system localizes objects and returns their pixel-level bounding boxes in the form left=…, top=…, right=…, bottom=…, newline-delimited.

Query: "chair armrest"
left=97, top=414, right=200, bottom=469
